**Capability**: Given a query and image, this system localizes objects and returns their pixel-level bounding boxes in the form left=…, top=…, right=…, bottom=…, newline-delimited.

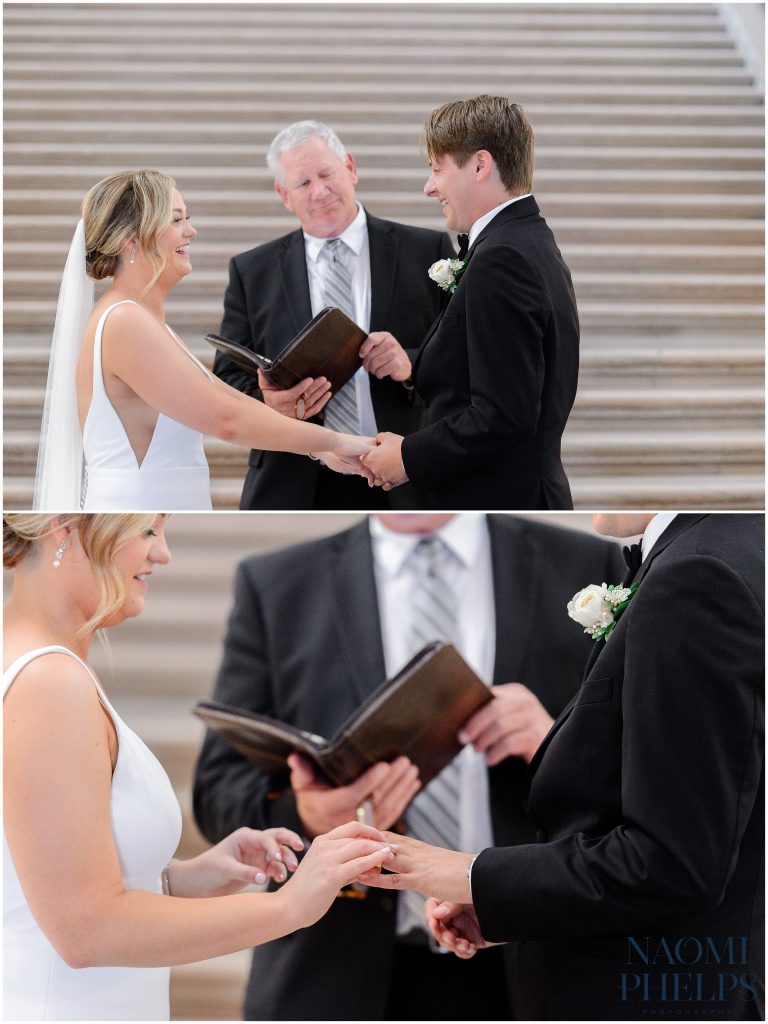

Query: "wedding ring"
left=355, top=799, right=374, bottom=825
left=295, top=396, right=306, bottom=420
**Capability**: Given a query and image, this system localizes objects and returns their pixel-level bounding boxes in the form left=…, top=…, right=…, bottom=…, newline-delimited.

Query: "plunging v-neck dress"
left=3, top=646, right=182, bottom=1019
left=81, top=300, right=212, bottom=510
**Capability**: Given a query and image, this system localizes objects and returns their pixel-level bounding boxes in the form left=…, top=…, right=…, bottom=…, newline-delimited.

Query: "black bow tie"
left=622, top=543, right=643, bottom=583
left=456, top=234, right=469, bottom=260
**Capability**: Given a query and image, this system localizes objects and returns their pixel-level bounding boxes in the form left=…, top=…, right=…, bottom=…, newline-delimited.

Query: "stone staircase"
left=3, top=2, right=765, bottom=510
left=35, top=510, right=591, bottom=1019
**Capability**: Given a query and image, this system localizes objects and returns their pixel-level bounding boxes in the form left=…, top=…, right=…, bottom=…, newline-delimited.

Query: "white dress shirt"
left=369, top=514, right=496, bottom=938
left=303, top=202, right=377, bottom=436
left=641, top=513, right=678, bottom=561
left=468, top=193, right=533, bottom=248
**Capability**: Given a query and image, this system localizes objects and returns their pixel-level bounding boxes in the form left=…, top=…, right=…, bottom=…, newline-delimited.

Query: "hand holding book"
left=287, top=751, right=421, bottom=837
left=194, top=642, right=493, bottom=788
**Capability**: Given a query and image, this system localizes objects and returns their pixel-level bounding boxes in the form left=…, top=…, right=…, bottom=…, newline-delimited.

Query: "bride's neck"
left=110, top=270, right=169, bottom=323
left=5, top=575, right=93, bottom=661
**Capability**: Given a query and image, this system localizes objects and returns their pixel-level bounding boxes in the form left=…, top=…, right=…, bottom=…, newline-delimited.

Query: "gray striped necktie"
left=400, top=535, right=462, bottom=942
left=322, top=237, right=360, bottom=434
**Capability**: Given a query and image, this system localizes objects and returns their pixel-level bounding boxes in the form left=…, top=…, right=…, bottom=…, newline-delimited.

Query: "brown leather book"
left=193, top=642, right=493, bottom=787
left=205, top=306, right=366, bottom=393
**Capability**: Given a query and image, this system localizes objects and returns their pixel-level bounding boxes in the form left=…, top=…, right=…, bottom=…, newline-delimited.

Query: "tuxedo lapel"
left=330, top=523, right=387, bottom=705
left=411, top=250, right=471, bottom=376
left=525, top=691, right=578, bottom=780
left=471, top=195, right=540, bottom=251
left=528, top=515, right=710, bottom=781
left=367, top=213, right=397, bottom=330
left=631, top=514, right=709, bottom=589
left=278, top=230, right=313, bottom=332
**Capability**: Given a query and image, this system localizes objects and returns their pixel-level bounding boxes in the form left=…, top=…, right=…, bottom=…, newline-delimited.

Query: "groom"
left=362, top=513, right=765, bottom=1020
left=363, top=95, right=580, bottom=509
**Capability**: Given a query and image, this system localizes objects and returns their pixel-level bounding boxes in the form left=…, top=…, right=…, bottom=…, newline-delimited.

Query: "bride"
left=34, top=169, right=373, bottom=510
left=3, top=512, right=395, bottom=1020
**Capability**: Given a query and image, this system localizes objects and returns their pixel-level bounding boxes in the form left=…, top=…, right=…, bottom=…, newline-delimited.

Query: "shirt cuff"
left=467, top=851, right=481, bottom=902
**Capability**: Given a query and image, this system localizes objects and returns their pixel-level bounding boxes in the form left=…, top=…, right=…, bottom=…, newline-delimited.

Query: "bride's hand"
left=329, top=433, right=376, bottom=460
left=318, top=451, right=376, bottom=480
left=169, top=826, right=305, bottom=898
left=274, top=821, right=396, bottom=930
left=313, top=435, right=377, bottom=480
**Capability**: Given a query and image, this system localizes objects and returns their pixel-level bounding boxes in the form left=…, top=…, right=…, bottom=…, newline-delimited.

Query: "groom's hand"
left=360, top=331, right=412, bottom=382
left=459, top=683, right=555, bottom=766
left=425, top=899, right=500, bottom=959
left=361, top=432, right=408, bottom=488
left=288, top=753, right=421, bottom=839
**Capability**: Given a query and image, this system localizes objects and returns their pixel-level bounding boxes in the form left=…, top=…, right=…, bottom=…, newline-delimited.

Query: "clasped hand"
left=327, top=431, right=407, bottom=488
left=360, top=432, right=408, bottom=489
left=425, top=899, right=500, bottom=959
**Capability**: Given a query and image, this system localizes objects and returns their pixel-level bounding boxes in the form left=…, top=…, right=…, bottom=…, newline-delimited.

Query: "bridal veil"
left=33, top=219, right=94, bottom=510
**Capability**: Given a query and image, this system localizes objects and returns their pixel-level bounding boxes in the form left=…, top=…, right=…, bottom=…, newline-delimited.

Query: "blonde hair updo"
left=4, top=513, right=157, bottom=635
left=82, top=169, right=176, bottom=290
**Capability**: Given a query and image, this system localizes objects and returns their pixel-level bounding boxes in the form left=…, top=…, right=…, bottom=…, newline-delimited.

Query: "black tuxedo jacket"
left=402, top=196, right=579, bottom=510
left=213, top=210, right=454, bottom=509
left=473, top=514, right=765, bottom=1020
left=193, top=515, right=623, bottom=1020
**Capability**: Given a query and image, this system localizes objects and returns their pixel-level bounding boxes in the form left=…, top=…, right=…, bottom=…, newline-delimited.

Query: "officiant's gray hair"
left=266, top=121, right=347, bottom=183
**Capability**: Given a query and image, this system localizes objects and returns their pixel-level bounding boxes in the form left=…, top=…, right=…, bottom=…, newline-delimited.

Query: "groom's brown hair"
left=423, top=95, right=534, bottom=194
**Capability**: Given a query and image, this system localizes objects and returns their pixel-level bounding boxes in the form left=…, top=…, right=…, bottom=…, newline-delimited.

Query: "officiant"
left=212, top=120, right=454, bottom=510
left=193, top=513, right=623, bottom=1020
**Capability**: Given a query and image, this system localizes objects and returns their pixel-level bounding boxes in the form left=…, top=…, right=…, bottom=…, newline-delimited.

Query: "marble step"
left=6, top=296, right=761, bottom=333
left=5, top=425, right=763, bottom=487
left=170, top=954, right=248, bottom=1021
left=7, top=266, right=762, bottom=305
left=3, top=10, right=729, bottom=36
left=6, top=97, right=764, bottom=124
left=3, top=2, right=721, bottom=26
left=5, top=213, right=764, bottom=251
left=5, top=141, right=762, bottom=173
left=6, top=384, right=764, bottom=433
left=6, top=59, right=756, bottom=91
left=4, top=468, right=763, bottom=515
left=5, top=191, right=763, bottom=223
left=8, top=83, right=760, bottom=116
left=571, top=473, right=763, bottom=510
left=5, top=164, right=763, bottom=195
left=6, top=240, right=763, bottom=275
left=8, top=340, right=761, bottom=388
left=5, top=121, right=763, bottom=150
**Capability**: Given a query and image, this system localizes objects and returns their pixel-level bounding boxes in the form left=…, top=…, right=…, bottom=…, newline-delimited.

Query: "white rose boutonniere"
left=428, top=257, right=467, bottom=294
left=567, top=581, right=638, bottom=642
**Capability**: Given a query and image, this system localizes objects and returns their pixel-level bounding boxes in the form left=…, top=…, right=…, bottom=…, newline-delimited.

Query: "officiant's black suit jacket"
left=473, top=514, right=765, bottom=1020
left=193, top=514, right=623, bottom=1021
left=402, top=196, right=579, bottom=510
left=213, top=210, right=453, bottom=509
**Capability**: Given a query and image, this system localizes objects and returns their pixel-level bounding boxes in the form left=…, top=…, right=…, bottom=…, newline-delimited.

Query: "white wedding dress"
left=81, top=300, right=212, bottom=510
left=3, top=646, right=183, bottom=1020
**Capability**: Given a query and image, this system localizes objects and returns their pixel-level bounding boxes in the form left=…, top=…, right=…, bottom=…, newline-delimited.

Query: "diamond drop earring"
left=129, top=246, right=137, bottom=264
left=52, top=539, right=69, bottom=569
